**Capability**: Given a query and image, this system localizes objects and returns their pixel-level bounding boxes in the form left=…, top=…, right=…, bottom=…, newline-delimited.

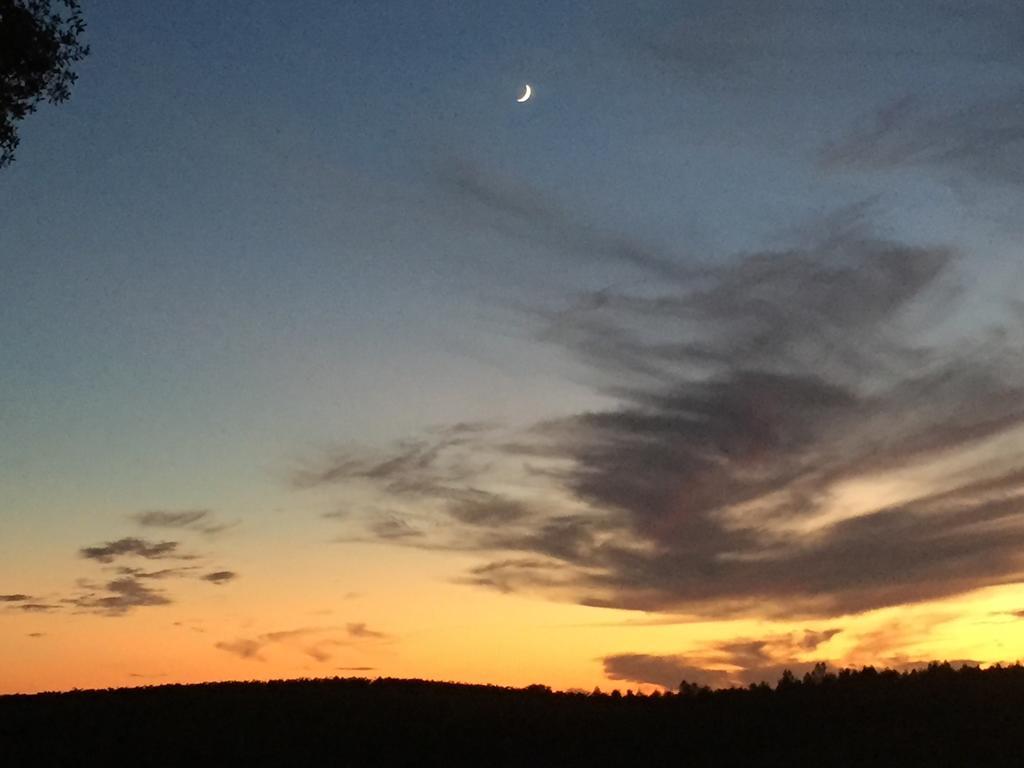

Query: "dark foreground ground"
left=4, top=663, right=1024, bottom=766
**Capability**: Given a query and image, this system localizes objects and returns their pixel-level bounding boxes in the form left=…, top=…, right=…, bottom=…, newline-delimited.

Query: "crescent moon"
left=516, top=84, right=533, bottom=103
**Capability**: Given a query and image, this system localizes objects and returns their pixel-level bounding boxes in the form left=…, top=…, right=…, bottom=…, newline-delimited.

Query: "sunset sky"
left=4, top=0, right=1024, bottom=694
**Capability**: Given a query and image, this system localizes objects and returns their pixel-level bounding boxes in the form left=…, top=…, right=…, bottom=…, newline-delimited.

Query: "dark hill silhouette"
left=4, top=662, right=1024, bottom=766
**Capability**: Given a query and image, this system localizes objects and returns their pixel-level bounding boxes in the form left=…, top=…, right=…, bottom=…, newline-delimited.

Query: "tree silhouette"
left=4, top=664, right=1024, bottom=765
left=0, top=0, right=89, bottom=168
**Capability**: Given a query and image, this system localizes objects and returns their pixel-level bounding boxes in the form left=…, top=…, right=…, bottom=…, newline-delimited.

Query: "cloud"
left=134, top=510, right=208, bottom=528
left=26, top=632, right=45, bottom=638
left=201, top=570, right=237, bottom=585
left=461, top=559, right=569, bottom=595
left=71, top=578, right=173, bottom=614
left=603, top=654, right=733, bottom=690
left=68, top=577, right=172, bottom=616
left=367, top=516, right=423, bottom=540
left=800, top=629, right=843, bottom=650
left=822, top=91, right=1024, bottom=186
left=303, top=644, right=336, bottom=662
left=604, top=629, right=843, bottom=690
left=639, top=1, right=1024, bottom=81
left=633, top=2, right=1024, bottom=194
left=215, top=623, right=389, bottom=663
left=293, top=422, right=495, bottom=494
left=173, top=620, right=207, bottom=634
left=132, top=509, right=233, bottom=535
left=511, top=239, right=1024, bottom=616
left=436, top=159, right=688, bottom=281
left=260, top=628, right=320, bottom=643
left=215, top=638, right=265, bottom=660
left=18, top=603, right=59, bottom=613
left=336, top=666, right=375, bottom=672
left=346, top=622, right=388, bottom=640
left=80, top=537, right=185, bottom=564
left=10, top=521, right=237, bottom=619
left=115, top=566, right=196, bottom=580
left=311, top=209, right=1024, bottom=620
left=443, top=490, right=533, bottom=526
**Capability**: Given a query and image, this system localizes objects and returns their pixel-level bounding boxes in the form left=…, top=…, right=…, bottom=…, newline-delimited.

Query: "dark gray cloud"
left=18, top=603, right=59, bottom=613
left=27, top=632, right=45, bottom=638
left=80, top=537, right=184, bottom=564
left=29, top=529, right=240, bottom=615
left=201, top=570, right=237, bottom=585
left=308, top=207, right=1024, bottom=619
left=0, top=594, right=31, bottom=602
left=604, top=629, right=843, bottom=690
left=444, top=489, right=533, bottom=526
left=823, top=91, right=1024, bottom=186
left=502, top=237, right=1024, bottom=616
left=603, top=654, right=733, bottom=690
left=68, top=577, right=172, bottom=616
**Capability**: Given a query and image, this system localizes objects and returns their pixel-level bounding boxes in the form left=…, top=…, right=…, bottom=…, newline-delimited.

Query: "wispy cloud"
left=306, top=206, right=1024, bottom=620
left=436, top=159, right=688, bottom=281
left=115, top=566, right=197, bottom=580
left=134, top=510, right=209, bottom=528
left=18, top=603, right=59, bottom=613
left=215, top=623, right=391, bottom=663
left=822, top=91, right=1024, bottom=187
left=293, top=422, right=495, bottom=494
left=132, top=509, right=234, bottom=535
left=200, top=570, right=237, bottom=585
left=80, top=537, right=186, bottom=564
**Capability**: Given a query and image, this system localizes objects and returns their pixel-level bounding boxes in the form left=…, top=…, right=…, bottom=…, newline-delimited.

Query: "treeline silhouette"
left=4, top=663, right=1024, bottom=766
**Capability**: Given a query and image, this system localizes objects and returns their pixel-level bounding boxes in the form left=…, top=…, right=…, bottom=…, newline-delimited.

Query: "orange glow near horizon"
left=5, top=535, right=1024, bottom=695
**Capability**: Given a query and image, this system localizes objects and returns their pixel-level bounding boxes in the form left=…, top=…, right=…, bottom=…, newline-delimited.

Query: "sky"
left=3, top=0, right=1024, bottom=694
